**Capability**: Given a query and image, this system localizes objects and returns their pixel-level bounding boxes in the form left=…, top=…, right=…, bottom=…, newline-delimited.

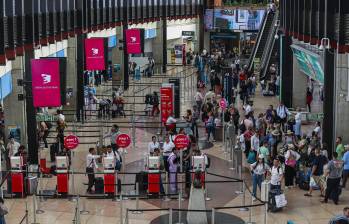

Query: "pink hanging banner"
left=85, top=38, right=106, bottom=70
left=125, top=29, right=143, bottom=54
left=31, top=59, right=61, bottom=107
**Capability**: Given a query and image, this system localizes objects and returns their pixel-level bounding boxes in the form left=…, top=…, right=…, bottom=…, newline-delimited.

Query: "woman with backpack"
left=206, top=112, right=216, bottom=142
left=250, top=154, right=270, bottom=200
left=284, top=144, right=300, bottom=188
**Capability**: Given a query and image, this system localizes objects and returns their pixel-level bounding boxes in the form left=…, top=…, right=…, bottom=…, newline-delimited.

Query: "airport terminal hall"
left=0, top=0, right=349, bottom=223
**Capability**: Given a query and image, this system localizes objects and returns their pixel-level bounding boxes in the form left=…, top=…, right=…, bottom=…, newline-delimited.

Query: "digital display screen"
left=207, top=9, right=266, bottom=31
left=291, top=45, right=324, bottom=84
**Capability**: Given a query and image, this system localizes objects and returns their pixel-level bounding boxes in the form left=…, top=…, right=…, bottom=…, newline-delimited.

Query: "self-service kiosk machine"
left=56, top=156, right=69, bottom=194
left=103, top=156, right=116, bottom=194
left=147, top=156, right=161, bottom=194
left=191, top=156, right=206, bottom=188
left=11, top=156, right=24, bottom=197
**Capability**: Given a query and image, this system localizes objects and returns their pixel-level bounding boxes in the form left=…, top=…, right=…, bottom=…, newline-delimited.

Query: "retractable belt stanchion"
left=10, top=156, right=24, bottom=197
left=211, top=208, right=215, bottom=224
left=69, top=151, right=77, bottom=202
left=120, top=194, right=123, bottom=224
left=177, top=191, right=183, bottom=224
left=169, top=208, right=173, bottom=224
left=239, top=182, right=249, bottom=212
left=56, top=156, right=69, bottom=195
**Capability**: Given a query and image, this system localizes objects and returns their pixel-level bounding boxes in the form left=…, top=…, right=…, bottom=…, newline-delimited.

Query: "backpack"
left=239, top=120, right=246, bottom=133
left=247, top=151, right=256, bottom=164
left=145, top=94, right=153, bottom=104
left=152, top=95, right=159, bottom=105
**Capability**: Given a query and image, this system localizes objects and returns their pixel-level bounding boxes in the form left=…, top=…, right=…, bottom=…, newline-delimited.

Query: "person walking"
left=206, top=112, right=216, bottom=142
left=322, top=152, right=343, bottom=205
left=336, top=137, right=345, bottom=160
left=270, top=158, right=283, bottom=191
left=151, top=92, right=160, bottom=116
left=306, top=87, right=313, bottom=112
left=294, top=108, right=302, bottom=139
left=250, top=155, right=270, bottom=200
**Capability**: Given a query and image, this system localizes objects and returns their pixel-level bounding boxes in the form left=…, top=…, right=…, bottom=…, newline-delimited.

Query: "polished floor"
left=4, top=66, right=347, bottom=224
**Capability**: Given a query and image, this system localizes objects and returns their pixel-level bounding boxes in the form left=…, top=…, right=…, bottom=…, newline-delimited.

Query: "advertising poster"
left=160, top=85, right=174, bottom=123
left=174, top=45, right=183, bottom=65
left=31, top=58, right=61, bottom=107
left=213, top=9, right=265, bottom=31
left=125, top=29, right=144, bottom=54
left=85, top=38, right=106, bottom=71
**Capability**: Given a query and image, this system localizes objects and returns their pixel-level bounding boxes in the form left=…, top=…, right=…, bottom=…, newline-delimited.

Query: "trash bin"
left=214, top=125, right=223, bottom=141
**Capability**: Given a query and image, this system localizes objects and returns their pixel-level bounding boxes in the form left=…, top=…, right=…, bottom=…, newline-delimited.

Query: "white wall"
left=0, top=61, right=12, bottom=77
left=34, top=40, right=68, bottom=59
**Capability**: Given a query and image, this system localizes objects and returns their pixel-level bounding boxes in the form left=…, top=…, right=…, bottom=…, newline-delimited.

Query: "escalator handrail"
left=247, top=9, right=269, bottom=71
left=260, top=10, right=279, bottom=68
left=260, top=11, right=279, bottom=79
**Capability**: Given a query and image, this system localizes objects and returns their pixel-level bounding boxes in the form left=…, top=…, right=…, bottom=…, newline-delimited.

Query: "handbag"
left=275, top=193, right=287, bottom=208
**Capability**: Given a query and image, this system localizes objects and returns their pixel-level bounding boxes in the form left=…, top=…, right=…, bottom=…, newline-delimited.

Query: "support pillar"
left=4, top=58, right=27, bottom=146
left=112, top=26, right=124, bottom=88
left=292, top=55, right=307, bottom=109
left=64, top=37, right=77, bottom=121
left=280, top=34, right=293, bottom=108
left=76, top=34, right=86, bottom=122
left=122, top=0, right=129, bottom=90
left=24, top=50, right=38, bottom=165
left=322, top=49, right=335, bottom=156
left=153, top=20, right=167, bottom=72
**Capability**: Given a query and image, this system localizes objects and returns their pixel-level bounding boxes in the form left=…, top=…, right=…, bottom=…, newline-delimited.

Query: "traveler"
left=6, top=137, right=20, bottom=158
left=165, top=114, right=177, bottom=133
left=86, top=148, right=101, bottom=193
left=258, top=140, right=271, bottom=163
left=276, top=102, right=290, bottom=131
left=294, top=108, right=302, bottom=139
left=194, top=89, right=204, bottom=110
left=148, top=136, right=160, bottom=155
left=284, top=144, right=300, bottom=188
left=192, top=105, right=200, bottom=139
left=168, top=148, right=179, bottom=194
left=322, top=152, right=343, bottom=205
left=104, top=145, right=122, bottom=171
left=206, top=112, right=216, bottom=142
left=251, top=131, right=260, bottom=156
left=104, top=125, right=120, bottom=152
left=336, top=137, right=345, bottom=160
left=341, top=145, right=349, bottom=188
left=329, top=207, right=349, bottom=224
left=306, top=87, right=313, bottom=112
left=0, top=197, right=7, bottom=224
left=304, top=148, right=328, bottom=197
left=250, top=154, right=270, bottom=200
left=270, top=158, right=283, bottom=191
left=162, top=135, right=175, bottom=172
left=151, top=92, right=160, bottom=116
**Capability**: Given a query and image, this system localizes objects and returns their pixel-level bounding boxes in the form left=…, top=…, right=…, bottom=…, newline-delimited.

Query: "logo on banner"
left=41, top=74, right=51, bottom=84
left=125, top=29, right=143, bottom=54
left=92, top=48, right=99, bottom=56
left=131, top=37, right=137, bottom=43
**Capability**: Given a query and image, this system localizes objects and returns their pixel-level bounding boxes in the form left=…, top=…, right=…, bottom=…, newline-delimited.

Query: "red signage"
left=31, top=59, right=61, bottom=107
left=85, top=38, right=106, bottom=70
left=125, top=29, right=143, bottom=54
left=174, top=134, right=189, bottom=149
left=116, top=134, right=131, bottom=148
left=64, top=135, right=79, bottom=150
left=160, top=86, right=174, bottom=123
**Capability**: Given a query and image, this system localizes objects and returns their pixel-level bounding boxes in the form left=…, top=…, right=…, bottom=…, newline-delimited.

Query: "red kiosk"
left=11, top=156, right=24, bottom=197
left=147, top=156, right=161, bottom=194
left=57, top=135, right=79, bottom=194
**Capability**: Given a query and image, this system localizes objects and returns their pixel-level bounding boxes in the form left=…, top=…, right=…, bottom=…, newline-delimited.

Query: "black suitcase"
left=135, top=172, right=148, bottom=194
left=95, top=177, right=104, bottom=194
left=268, top=189, right=283, bottom=213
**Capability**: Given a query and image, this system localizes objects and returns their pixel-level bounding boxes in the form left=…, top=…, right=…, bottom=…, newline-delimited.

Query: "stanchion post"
left=264, top=201, right=268, bottom=224
left=69, top=151, right=77, bottom=202
left=32, top=194, right=37, bottom=224
left=132, top=182, right=142, bottom=214
left=238, top=181, right=249, bottom=211
left=177, top=191, right=183, bottom=224
left=120, top=194, right=123, bottom=224
left=163, top=172, right=170, bottom=201
left=248, top=193, right=253, bottom=224
left=205, top=171, right=211, bottom=201
left=76, top=196, right=81, bottom=224
left=125, top=208, right=129, bottom=224
left=80, top=196, right=89, bottom=215
left=112, top=170, right=117, bottom=201
left=35, top=179, right=44, bottom=214
left=169, top=208, right=173, bottom=224
left=211, top=208, right=215, bottom=224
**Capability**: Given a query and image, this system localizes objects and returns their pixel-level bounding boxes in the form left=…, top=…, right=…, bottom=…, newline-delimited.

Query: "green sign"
left=36, top=114, right=57, bottom=122
left=306, top=113, right=324, bottom=122
left=182, top=31, right=195, bottom=36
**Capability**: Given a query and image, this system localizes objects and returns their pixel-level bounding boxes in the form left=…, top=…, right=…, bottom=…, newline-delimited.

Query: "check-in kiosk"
left=191, top=156, right=206, bottom=188
left=103, top=156, right=115, bottom=194
left=11, top=156, right=24, bottom=197
left=56, top=156, right=69, bottom=194
left=147, top=156, right=161, bottom=194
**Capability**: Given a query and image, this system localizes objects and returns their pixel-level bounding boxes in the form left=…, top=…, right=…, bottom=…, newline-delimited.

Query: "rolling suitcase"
left=268, top=188, right=284, bottom=212
left=95, top=177, right=104, bottom=194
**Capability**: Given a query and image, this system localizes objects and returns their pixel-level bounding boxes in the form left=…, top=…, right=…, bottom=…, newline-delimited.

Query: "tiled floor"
left=3, top=66, right=347, bottom=224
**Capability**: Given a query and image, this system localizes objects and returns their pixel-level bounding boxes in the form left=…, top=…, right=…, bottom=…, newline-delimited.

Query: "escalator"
left=247, top=10, right=277, bottom=72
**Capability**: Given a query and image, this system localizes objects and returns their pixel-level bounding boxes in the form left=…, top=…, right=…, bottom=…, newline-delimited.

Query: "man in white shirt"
left=104, top=145, right=122, bottom=171
left=194, top=90, right=204, bottom=110
left=6, top=137, right=20, bottom=157
left=251, top=132, right=260, bottom=153
left=86, top=148, right=101, bottom=193
left=270, top=158, right=284, bottom=191
left=276, top=102, right=290, bottom=130
left=148, top=136, right=160, bottom=155
left=162, top=135, right=175, bottom=172
left=57, top=109, right=65, bottom=123
left=166, top=114, right=177, bottom=133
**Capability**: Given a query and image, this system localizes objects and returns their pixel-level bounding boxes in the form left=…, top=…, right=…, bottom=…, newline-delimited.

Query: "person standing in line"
left=148, top=136, right=160, bottom=155
left=270, top=158, right=283, bottom=191
left=194, top=89, right=204, bottom=110
left=322, top=152, right=343, bottom=205
left=250, top=155, right=270, bottom=201
left=251, top=131, right=260, bottom=158
left=294, top=108, right=302, bottom=140
left=341, top=146, right=349, bottom=188
left=151, top=92, right=160, bottom=117
left=162, top=135, right=175, bottom=172
left=284, top=144, right=300, bottom=188
left=86, top=148, right=101, bottom=194
left=192, top=105, right=200, bottom=139
left=104, top=124, right=120, bottom=152
left=336, top=137, right=345, bottom=160
left=6, top=137, right=20, bottom=158
left=206, top=112, right=216, bottom=142
left=276, top=102, right=290, bottom=131
left=168, top=148, right=179, bottom=194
